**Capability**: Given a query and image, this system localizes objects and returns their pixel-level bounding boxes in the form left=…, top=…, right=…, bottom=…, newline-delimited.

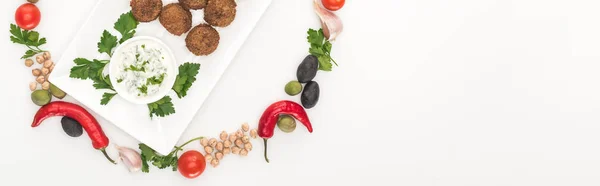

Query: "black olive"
left=61, top=117, right=83, bottom=137
left=296, top=55, right=319, bottom=83
left=301, top=81, right=320, bottom=109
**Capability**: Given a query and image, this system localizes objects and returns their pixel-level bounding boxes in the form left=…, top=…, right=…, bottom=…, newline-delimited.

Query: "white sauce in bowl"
left=109, top=36, right=177, bottom=104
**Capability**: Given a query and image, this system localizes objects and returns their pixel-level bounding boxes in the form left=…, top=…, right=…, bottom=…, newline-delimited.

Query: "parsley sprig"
left=147, top=96, right=175, bottom=118
left=139, top=137, right=205, bottom=173
left=307, top=28, right=337, bottom=71
left=172, top=63, right=201, bottom=98
left=9, top=24, right=47, bottom=59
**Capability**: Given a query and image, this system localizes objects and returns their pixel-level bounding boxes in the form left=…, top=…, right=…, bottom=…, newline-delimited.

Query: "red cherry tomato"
left=321, top=0, right=345, bottom=11
left=15, top=3, right=41, bottom=30
left=178, top=150, right=206, bottom=179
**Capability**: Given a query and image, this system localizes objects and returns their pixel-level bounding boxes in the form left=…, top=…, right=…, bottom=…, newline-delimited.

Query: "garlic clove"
left=115, top=144, right=142, bottom=172
left=314, top=0, right=343, bottom=41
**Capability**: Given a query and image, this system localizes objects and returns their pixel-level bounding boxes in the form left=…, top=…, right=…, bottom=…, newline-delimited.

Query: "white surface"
left=49, top=0, right=272, bottom=155
left=4, top=0, right=600, bottom=186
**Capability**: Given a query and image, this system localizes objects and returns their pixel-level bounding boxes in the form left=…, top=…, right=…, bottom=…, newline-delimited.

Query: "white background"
left=2, top=0, right=600, bottom=185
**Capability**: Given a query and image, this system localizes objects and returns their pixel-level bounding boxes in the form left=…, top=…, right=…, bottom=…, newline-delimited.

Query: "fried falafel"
left=179, top=0, right=208, bottom=10
left=159, top=3, right=193, bottom=36
left=185, top=24, right=220, bottom=56
left=130, top=0, right=163, bottom=22
left=204, top=0, right=237, bottom=27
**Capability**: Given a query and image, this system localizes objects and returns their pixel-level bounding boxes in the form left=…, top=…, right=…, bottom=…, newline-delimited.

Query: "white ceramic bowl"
left=109, top=36, right=178, bottom=105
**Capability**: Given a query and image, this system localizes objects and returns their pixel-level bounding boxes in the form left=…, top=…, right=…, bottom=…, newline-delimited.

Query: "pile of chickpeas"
left=200, top=123, right=258, bottom=167
left=25, top=51, right=54, bottom=91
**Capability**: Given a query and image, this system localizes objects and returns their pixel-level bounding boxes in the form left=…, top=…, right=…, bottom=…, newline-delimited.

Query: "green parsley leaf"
left=141, top=155, right=149, bottom=173
left=98, top=30, right=118, bottom=56
left=172, top=63, right=201, bottom=98
left=114, top=12, right=139, bottom=44
left=307, top=28, right=338, bottom=71
left=100, top=92, right=116, bottom=105
left=147, top=74, right=165, bottom=85
left=147, top=96, right=175, bottom=118
left=9, top=24, right=47, bottom=59
left=138, top=85, right=148, bottom=95
left=69, top=58, right=108, bottom=80
left=93, top=75, right=114, bottom=90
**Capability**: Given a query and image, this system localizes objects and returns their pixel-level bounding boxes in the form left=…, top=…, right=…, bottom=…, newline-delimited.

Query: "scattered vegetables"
left=258, top=100, right=313, bottom=162
left=31, top=101, right=116, bottom=164
left=277, top=115, right=297, bottom=133
left=15, top=3, right=41, bottom=31
left=297, top=55, right=319, bottom=82
left=139, top=136, right=204, bottom=173
left=178, top=150, right=206, bottom=179
left=31, top=90, right=50, bottom=106
left=9, top=23, right=46, bottom=59
left=60, top=117, right=83, bottom=137
left=321, top=0, right=345, bottom=11
left=116, top=144, right=143, bottom=172
left=285, top=81, right=303, bottom=96
left=301, top=81, right=320, bottom=109
left=313, top=0, right=343, bottom=42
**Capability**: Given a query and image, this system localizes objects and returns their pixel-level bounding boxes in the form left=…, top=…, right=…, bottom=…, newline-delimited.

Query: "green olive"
left=31, top=90, right=51, bottom=106
left=284, top=81, right=302, bottom=96
left=277, top=115, right=296, bottom=133
left=27, top=0, right=39, bottom=3
left=49, top=83, right=67, bottom=99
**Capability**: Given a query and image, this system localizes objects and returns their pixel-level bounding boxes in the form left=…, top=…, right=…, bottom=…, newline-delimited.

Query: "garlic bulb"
left=115, top=144, right=142, bottom=172
left=313, top=0, right=343, bottom=41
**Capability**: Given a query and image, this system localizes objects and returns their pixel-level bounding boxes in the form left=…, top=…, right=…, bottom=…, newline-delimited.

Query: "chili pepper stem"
left=100, top=148, right=117, bottom=164
left=263, top=138, right=270, bottom=163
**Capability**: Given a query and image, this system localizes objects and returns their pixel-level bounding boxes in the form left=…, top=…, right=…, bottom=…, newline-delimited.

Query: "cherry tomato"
left=321, top=0, right=345, bottom=11
left=15, top=3, right=41, bottom=30
left=178, top=150, right=206, bottom=179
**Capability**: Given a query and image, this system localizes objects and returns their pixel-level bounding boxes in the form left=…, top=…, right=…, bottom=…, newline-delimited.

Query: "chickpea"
left=216, top=142, right=224, bottom=152
left=223, top=147, right=231, bottom=155
left=210, top=158, right=219, bottom=167
left=49, top=63, right=55, bottom=72
left=29, top=82, right=37, bottom=91
left=35, top=55, right=44, bottom=64
left=242, top=123, right=250, bottom=132
left=235, top=139, right=244, bottom=148
left=215, top=152, right=224, bottom=160
left=231, top=146, right=241, bottom=154
left=219, top=131, right=228, bottom=141
left=43, top=51, right=51, bottom=60
left=240, top=149, right=248, bottom=156
left=41, top=68, right=49, bottom=76
left=25, top=59, right=34, bottom=67
left=250, top=129, right=258, bottom=139
left=36, top=76, right=45, bottom=84
left=204, top=146, right=214, bottom=154
left=223, top=140, right=232, bottom=148
left=244, top=142, right=252, bottom=151
left=42, top=82, right=50, bottom=90
left=200, top=138, right=208, bottom=147
left=205, top=154, right=213, bottom=162
left=43, top=60, right=53, bottom=68
left=32, top=69, right=41, bottom=76
left=229, top=133, right=237, bottom=143
left=242, top=135, right=250, bottom=143
left=209, top=138, right=217, bottom=147
left=236, top=129, right=244, bottom=138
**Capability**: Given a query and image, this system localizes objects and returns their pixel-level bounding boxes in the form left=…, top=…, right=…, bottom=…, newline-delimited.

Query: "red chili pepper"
left=258, top=100, right=313, bottom=163
left=31, top=101, right=116, bottom=164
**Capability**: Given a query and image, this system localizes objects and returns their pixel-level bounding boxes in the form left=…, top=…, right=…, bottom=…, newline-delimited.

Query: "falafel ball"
left=130, top=0, right=163, bottom=22
left=204, top=0, right=237, bottom=27
left=185, top=24, right=220, bottom=56
left=159, top=3, right=193, bottom=36
left=179, top=0, right=208, bottom=10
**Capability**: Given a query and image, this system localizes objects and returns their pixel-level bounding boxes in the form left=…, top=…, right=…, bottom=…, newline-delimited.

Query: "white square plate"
left=49, top=0, right=272, bottom=155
